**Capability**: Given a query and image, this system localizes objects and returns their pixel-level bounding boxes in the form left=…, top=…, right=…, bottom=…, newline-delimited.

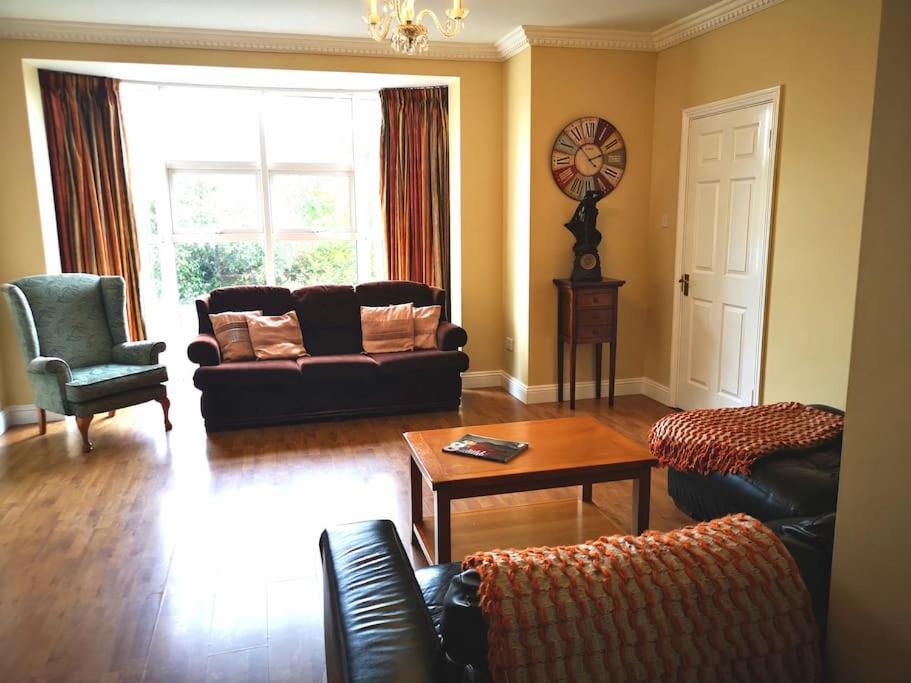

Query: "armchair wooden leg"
left=38, top=408, right=47, bottom=436
left=155, top=394, right=173, bottom=432
left=76, top=415, right=94, bottom=453
left=107, top=410, right=116, bottom=418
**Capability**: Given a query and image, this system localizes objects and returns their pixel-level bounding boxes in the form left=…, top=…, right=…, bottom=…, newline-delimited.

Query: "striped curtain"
left=39, top=70, right=146, bottom=340
left=380, top=87, right=450, bottom=306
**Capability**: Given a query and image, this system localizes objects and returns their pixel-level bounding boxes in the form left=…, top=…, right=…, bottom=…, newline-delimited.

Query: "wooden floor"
left=0, top=385, right=690, bottom=682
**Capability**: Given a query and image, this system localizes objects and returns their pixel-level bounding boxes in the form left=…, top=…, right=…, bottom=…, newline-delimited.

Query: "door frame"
left=668, top=85, right=781, bottom=408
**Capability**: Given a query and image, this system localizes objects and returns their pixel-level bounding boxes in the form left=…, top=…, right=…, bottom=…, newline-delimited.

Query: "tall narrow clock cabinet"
left=554, top=278, right=625, bottom=409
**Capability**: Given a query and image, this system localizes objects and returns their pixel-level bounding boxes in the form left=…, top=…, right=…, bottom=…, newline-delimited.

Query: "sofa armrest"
left=437, top=322, right=468, bottom=351
left=28, top=356, right=72, bottom=380
left=113, top=340, right=166, bottom=365
left=187, top=334, right=221, bottom=367
left=319, top=520, right=443, bottom=683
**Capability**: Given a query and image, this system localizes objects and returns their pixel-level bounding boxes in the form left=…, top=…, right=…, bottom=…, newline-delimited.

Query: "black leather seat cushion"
left=668, top=405, right=843, bottom=521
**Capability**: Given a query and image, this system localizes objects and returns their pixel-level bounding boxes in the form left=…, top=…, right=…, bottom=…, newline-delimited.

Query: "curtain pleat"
left=380, top=86, right=450, bottom=310
left=39, top=69, right=146, bottom=340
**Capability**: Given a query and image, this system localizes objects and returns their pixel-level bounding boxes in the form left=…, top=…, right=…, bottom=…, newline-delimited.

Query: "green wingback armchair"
left=1, top=274, right=171, bottom=452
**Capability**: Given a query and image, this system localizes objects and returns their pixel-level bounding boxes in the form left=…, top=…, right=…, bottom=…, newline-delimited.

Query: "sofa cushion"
left=414, top=306, right=442, bottom=350
left=360, top=303, right=415, bottom=353
left=248, top=311, right=307, bottom=360
left=66, top=363, right=168, bottom=402
left=297, top=354, right=379, bottom=383
left=209, top=286, right=295, bottom=317
left=209, top=310, right=261, bottom=362
left=356, top=280, right=436, bottom=309
left=292, top=285, right=362, bottom=356
left=193, top=360, right=301, bottom=389
left=370, top=350, right=469, bottom=375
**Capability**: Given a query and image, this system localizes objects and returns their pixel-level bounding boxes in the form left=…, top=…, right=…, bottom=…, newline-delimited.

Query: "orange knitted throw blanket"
left=648, top=402, right=844, bottom=475
left=464, top=514, right=820, bottom=683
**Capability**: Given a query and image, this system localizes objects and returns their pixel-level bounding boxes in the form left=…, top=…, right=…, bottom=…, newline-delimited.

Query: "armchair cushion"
left=65, top=363, right=168, bottom=403
left=112, top=340, right=166, bottom=365
left=13, top=274, right=115, bottom=367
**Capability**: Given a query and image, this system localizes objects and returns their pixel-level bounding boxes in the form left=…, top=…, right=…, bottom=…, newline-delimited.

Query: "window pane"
left=162, top=87, right=259, bottom=162
left=171, top=172, right=260, bottom=234
left=264, top=95, right=353, bottom=163
left=174, top=241, right=266, bottom=304
left=271, top=174, right=351, bottom=232
left=273, top=240, right=357, bottom=288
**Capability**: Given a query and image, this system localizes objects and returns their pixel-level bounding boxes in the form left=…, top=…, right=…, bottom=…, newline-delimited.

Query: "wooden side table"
left=554, top=278, right=626, bottom=409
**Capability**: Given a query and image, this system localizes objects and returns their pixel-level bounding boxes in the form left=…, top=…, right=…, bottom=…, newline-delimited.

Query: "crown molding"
left=0, top=0, right=787, bottom=62
left=0, top=18, right=503, bottom=62
left=521, top=25, right=656, bottom=53
left=652, top=0, right=786, bottom=50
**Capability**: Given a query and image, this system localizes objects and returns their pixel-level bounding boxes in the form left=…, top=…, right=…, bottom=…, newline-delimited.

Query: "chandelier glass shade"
left=365, top=1, right=470, bottom=55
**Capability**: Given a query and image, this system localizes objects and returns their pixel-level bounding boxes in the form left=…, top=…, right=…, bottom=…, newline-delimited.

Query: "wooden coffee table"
left=404, top=416, right=657, bottom=564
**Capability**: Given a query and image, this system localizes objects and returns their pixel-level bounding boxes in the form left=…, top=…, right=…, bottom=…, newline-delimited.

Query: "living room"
left=0, top=0, right=908, bottom=681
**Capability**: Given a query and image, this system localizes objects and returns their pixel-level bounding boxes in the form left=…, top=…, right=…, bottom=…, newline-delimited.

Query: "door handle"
left=677, top=273, right=690, bottom=296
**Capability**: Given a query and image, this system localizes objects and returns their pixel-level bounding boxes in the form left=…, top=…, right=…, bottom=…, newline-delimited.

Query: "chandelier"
left=365, top=1, right=470, bottom=55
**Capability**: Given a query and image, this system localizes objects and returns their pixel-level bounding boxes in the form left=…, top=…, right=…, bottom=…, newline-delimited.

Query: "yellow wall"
left=645, top=0, right=882, bottom=408
left=828, top=0, right=911, bottom=676
left=528, top=47, right=656, bottom=386
left=0, top=40, right=503, bottom=406
left=501, top=49, right=532, bottom=384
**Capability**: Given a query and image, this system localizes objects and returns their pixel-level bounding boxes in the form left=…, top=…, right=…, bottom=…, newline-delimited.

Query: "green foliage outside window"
left=175, top=242, right=266, bottom=303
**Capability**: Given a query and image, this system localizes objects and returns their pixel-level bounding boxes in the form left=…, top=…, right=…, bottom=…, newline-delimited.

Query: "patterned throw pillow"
left=247, top=311, right=308, bottom=360
left=413, top=305, right=441, bottom=350
left=360, top=303, right=415, bottom=353
left=209, top=310, right=262, bottom=362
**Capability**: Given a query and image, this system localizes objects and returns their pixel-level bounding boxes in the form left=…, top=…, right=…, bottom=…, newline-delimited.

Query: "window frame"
left=156, top=85, right=380, bottom=289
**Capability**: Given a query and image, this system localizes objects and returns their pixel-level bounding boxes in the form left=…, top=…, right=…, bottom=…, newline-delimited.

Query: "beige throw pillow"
left=361, top=303, right=415, bottom=353
left=247, top=311, right=308, bottom=360
left=413, top=305, right=441, bottom=350
left=209, top=310, right=262, bottom=362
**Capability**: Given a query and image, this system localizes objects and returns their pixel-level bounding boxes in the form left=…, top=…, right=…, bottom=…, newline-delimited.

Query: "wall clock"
left=551, top=117, right=627, bottom=200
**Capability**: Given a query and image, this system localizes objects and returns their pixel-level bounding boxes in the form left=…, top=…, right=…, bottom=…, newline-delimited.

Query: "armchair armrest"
left=112, top=340, right=166, bottom=365
left=188, top=333, right=221, bottom=366
left=436, top=322, right=468, bottom=351
left=319, top=520, right=444, bottom=683
left=27, top=356, right=72, bottom=380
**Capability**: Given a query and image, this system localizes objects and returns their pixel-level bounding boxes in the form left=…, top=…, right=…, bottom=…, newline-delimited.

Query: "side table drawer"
left=577, top=323, right=615, bottom=342
left=577, top=290, right=616, bottom=309
left=579, top=308, right=613, bottom=325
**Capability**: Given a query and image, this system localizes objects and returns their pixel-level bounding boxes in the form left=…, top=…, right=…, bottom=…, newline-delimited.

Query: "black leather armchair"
left=320, top=516, right=836, bottom=683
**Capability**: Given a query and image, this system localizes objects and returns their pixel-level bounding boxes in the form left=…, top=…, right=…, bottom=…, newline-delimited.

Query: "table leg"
left=595, top=344, right=603, bottom=399
left=632, top=467, right=651, bottom=534
left=581, top=482, right=593, bottom=502
left=410, top=459, right=422, bottom=545
left=569, top=342, right=577, bottom=410
left=608, top=339, right=618, bottom=407
left=434, top=489, right=452, bottom=564
left=557, top=339, right=564, bottom=403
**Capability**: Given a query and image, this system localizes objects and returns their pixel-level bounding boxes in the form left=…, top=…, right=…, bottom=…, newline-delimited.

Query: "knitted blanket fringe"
left=648, top=402, right=844, bottom=475
left=464, top=514, right=821, bottom=683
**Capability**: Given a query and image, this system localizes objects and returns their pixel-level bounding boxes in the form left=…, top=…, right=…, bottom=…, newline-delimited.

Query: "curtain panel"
left=39, top=69, right=146, bottom=340
left=380, top=86, right=450, bottom=311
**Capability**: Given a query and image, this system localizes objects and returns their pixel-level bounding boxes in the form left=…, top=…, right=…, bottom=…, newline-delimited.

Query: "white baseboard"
left=1, top=404, right=66, bottom=432
left=461, top=370, right=505, bottom=389
left=466, top=370, right=672, bottom=407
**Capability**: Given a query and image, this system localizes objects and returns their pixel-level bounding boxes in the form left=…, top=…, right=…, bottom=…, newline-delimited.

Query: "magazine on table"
left=442, top=434, right=529, bottom=463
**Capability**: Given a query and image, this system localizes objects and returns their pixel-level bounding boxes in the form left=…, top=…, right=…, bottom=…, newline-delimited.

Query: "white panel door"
left=675, top=100, right=775, bottom=410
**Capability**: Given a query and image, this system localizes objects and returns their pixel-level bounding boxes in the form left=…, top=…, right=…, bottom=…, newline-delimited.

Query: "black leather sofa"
left=667, top=404, right=843, bottom=521
left=319, top=517, right=836, bottom=683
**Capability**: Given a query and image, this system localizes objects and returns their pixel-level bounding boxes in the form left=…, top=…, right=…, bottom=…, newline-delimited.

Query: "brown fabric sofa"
left=187, top=281, right=468, bottom=432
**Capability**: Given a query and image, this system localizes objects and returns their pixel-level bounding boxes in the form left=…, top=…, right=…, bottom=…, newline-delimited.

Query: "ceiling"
left=0, top=1, right=722, bottom=44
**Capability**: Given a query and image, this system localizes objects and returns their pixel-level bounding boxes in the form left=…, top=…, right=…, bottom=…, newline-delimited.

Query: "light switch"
left=661, top=213, right=670, bottom=228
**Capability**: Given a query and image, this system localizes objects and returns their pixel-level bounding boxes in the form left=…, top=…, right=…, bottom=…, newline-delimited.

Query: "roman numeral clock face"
left=551, top=117, right=627, bottom=200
